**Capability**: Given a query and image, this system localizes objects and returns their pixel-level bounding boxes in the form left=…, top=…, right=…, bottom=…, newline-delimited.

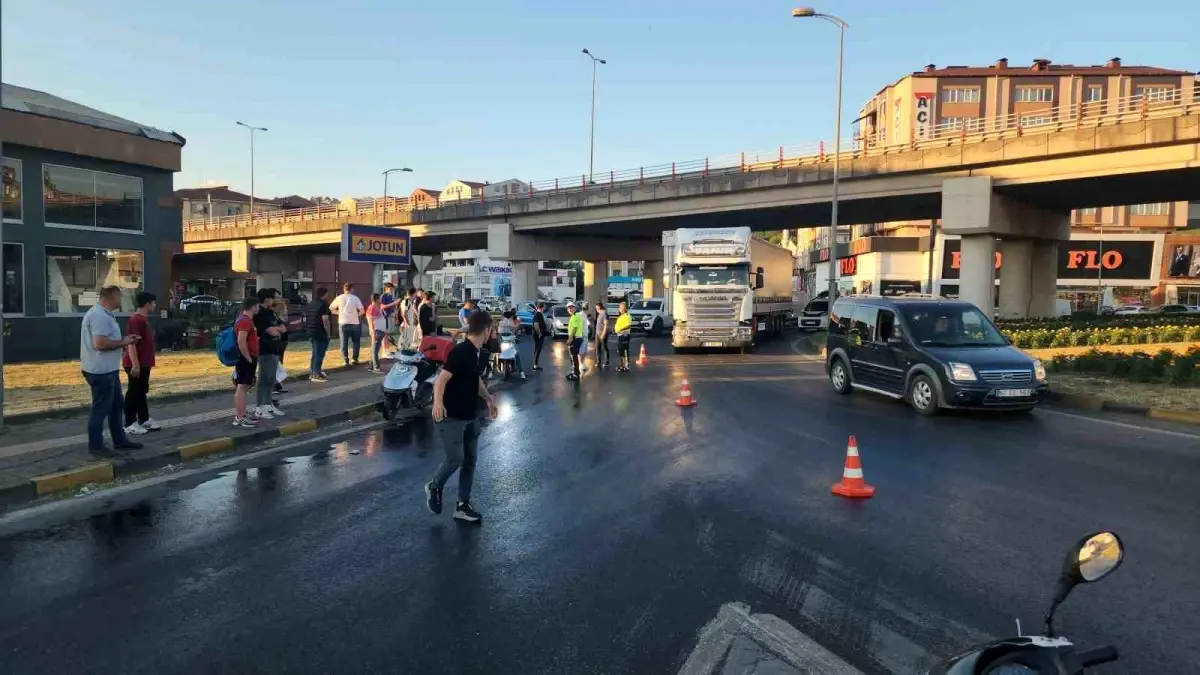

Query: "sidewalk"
left=0, top=364, right=390, bottom=508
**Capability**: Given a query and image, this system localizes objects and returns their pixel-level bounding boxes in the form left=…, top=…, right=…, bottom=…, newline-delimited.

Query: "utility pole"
left=236, top=121, right=267, bottom=217
left=581, top=48, right=607, bottom=182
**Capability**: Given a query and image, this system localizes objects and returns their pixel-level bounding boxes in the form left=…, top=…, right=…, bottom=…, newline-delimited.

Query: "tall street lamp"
left=382, top=167, right=414, bottom=222
left=792, top=8, right=848, bottom=302
left=236, top=121, right=268, bottom=217
left=582, top=48, right=607, bottom=182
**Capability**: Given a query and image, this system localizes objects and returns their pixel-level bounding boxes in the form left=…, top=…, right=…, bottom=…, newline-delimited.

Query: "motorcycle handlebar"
left=1076, top=645, right=1119, bottom=667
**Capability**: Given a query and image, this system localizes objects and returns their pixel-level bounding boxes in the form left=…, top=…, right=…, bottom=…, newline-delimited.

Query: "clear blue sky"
left=3, top=0, right=1196, bottom=200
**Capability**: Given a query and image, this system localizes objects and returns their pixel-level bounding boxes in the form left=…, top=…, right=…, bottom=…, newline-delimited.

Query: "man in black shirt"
left=425, top=310, right=498, bottom=523
left=253, top=288, right=287, bottom=418
left=531, top=302, right=549, bottom=371
left=418, top=291, right=437, bottom=338
left=304, top=288, right=333, bottom=382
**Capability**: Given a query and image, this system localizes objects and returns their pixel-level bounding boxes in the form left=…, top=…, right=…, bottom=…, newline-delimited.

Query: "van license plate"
left=997, top=388, right=1033, bottom=397
left=702, top=342, right=723, bottom=348
left=757, top=322, right=766, bottom=330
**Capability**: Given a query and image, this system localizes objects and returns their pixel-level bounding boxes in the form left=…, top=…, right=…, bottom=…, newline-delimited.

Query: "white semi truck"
left=663, top=227, right=796, bottom=353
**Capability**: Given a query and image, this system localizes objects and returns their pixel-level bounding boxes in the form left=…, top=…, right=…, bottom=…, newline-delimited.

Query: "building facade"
left=2, top=83, right=185, bottom=362
left=439, top=180, right=486, bottom=203
left=429, top=250, right=575, bottom=304
left=175, top=185, right=283, bottom=222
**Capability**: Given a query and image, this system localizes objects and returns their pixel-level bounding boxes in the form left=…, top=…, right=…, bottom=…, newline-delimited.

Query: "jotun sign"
left=941, top=239, right=1155, bottom=282
left=341, top=224, right=412, bottom=266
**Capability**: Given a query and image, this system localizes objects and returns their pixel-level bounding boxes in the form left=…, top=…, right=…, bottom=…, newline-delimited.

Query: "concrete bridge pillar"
left=510, top=261, right=539, bottom=304
left=643, top=260, right=664, bottom=299
left=583, top=261, right=609, bottom=308
left=941, top=176, right=1069, bottom=319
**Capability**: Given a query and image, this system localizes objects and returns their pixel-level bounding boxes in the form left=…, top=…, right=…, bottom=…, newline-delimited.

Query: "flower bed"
left=995, top=314, right=1200, bottom=331
left=1003, top=324, right=1200, bottom=349
left=1047, top=347, right=1200, bottom=386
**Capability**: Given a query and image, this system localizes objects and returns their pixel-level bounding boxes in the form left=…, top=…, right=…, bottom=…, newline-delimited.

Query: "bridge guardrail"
left=183, top=89, right=1197, bottom=234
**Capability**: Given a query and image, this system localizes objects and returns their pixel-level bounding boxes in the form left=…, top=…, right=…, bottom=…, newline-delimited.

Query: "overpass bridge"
left=181, top=91, right=1200, bottom=317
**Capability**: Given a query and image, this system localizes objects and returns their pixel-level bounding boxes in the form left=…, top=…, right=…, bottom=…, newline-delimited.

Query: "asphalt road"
left=1, top=336, right=1197, bottom=674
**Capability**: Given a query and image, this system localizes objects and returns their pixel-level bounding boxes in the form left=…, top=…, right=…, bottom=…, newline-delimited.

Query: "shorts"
left=234, top=357, right=258, bottom=386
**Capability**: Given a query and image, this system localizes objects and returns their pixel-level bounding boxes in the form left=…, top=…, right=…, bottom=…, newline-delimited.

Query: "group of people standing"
left=564, top=300, right=634, bottom=380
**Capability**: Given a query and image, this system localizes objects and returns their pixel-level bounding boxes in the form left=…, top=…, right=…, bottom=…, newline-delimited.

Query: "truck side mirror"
left=755, top=266, right=764, bottom=290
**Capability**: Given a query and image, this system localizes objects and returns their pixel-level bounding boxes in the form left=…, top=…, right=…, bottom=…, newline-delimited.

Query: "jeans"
left=257, top=353, right=280, bottom=407
left=340, top=324, right=362, bottom=362
left=310, top=339, right=329, bottom=375
left=595, top=334, right=610, bottom=366
left=83, top=371, right=128, bottom=449
left=123, top=366, right=152, bottom=426
left=532, top=335, right=545, bottom=366
left=430, top=418, right=480, bottom=503
left=569, top=338, right=583, bottom=376
left=371, top=329, right=386, bottom=368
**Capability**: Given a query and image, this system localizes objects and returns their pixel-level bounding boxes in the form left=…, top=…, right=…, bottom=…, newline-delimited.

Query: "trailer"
left=663, top=227, right=796, bottom=353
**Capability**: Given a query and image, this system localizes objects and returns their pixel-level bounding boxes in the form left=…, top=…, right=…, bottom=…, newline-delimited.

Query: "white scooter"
left=380, top=344, right=440, bottom=421
left=496, top=333, right=520, bottom=381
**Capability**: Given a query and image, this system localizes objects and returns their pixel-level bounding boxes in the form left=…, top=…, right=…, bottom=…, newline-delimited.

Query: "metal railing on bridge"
left=183, top=89, right=1197, bottom=234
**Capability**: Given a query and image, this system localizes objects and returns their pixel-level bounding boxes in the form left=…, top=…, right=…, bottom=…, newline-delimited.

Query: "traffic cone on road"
left=637, top=344, right=649, bottom=366
left=831, top=435, right=875, bottom=498
left=675, top=379, right=697, bottom=407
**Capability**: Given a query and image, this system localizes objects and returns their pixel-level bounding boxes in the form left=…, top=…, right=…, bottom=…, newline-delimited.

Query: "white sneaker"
left=254, top=406, right=275, bottom=420
left=268, top=405, right=286, bottom=417
left=520, top=372, right=527, bottom=379
left=125, top=422, right=148, bottom=436
left=142, top=419, right=162, bottom=431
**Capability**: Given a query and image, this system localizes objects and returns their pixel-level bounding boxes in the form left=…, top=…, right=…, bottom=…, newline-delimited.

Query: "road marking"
left=1037, top=408, right=1200, bottom=440
left=684, top=375, right=826, bottom=383
left=678, top=602, right=863, bottom=675
left=0, top=378, right=378, bottom=460
left=0, top=420, right=391, bottom=535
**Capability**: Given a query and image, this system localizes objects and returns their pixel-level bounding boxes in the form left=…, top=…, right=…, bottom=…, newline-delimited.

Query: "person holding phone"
left=425, top=310, right=499, bottom=524
left=80, top=285, right=143, bottom=456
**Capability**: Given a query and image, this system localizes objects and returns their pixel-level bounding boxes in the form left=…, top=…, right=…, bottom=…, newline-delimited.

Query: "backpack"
left=215, top=323, right=241, bottom=366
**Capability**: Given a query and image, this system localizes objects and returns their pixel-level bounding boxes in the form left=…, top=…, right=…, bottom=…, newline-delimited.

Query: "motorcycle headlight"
left=1033, top=360, right=1047, bottom=382
left=946, top=362, right=977, bottom=382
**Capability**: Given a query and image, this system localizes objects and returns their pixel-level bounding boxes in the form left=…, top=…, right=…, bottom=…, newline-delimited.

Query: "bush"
left=1004, top=323, right=1200, bottom=349
left=1046, top=347, right=1200, bottom=386
left=995, top=314, right=1200, bottom=331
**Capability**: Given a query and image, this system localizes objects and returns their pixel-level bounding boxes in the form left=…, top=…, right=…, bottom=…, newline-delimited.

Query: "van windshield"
left=900, top=306, right=1008, bottom=347
left=804, top=300, right=828, bottom=313
left=551, top=306, right=569, bottom=318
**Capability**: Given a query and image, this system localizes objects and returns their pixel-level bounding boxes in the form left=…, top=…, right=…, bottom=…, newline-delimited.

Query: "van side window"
left=830, top=300, right=855, bottom=335
left=851, top=305, right=877, bottom=341
left=876, top=309, right=899, bottom=342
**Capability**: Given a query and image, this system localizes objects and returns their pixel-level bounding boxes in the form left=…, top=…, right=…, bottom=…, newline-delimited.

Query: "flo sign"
left=341, top=224, right=411, bottom=266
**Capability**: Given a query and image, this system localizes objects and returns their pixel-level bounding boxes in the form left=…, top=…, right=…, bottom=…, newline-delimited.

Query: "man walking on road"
left=305, top=288, right=333, bottom=382
left=565, top=302, right=584, bottom=381
left=330, top=282, right=365, bottom=365
left=122, top=292, right=160, bottom=436
left=531, top=302, right=548, bottom=371
left=80, top=286, right=144, bottom=455
left=232, top=297, right=261, bottom=428
left=425, top=310, right=499, bottom=524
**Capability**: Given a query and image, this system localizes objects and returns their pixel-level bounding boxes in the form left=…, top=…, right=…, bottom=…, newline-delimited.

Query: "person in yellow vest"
left=613, top=301, right=633, bottom=372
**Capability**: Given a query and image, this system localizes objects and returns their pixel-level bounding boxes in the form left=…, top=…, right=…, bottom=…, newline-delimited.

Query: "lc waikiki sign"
left=341, top=224, right=412, bottom=266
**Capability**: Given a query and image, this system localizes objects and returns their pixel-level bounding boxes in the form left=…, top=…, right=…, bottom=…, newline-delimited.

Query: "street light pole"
left=793, top=8, right=848, bottom=302
left=236, top=121, right=267, bottom=217
left=381, top=167, right=414, bottom=224
left=582, top=48, right=607, bottom=182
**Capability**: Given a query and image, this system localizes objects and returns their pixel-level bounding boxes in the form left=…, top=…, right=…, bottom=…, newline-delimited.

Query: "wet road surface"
left=1, top=337, right=1198, bottom=674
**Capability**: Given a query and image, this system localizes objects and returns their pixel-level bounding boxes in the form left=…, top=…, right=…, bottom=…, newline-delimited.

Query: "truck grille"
left=680, top=295, right=741, bottom=339
left=978, top=369, right=1033, bottom=385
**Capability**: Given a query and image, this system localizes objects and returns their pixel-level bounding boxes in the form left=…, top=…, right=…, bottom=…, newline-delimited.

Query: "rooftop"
left=174, top=186, right=254, bottom=202
left=2, top=82, right=185, bottom=145
left=914, top=58, right=1194, bottom=79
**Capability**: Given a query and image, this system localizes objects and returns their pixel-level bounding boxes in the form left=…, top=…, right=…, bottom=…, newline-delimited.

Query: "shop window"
left=45, top=246, right=144, bottom=314
left=2, top=157, right=21, bottom=223
left=1129, top=203, right=1168, bottom=216
left=43, top=164, right=143, bottom=232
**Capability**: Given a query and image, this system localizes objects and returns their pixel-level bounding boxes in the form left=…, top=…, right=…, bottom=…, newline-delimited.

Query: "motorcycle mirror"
left=1043, top=531, right=1124, bottom=636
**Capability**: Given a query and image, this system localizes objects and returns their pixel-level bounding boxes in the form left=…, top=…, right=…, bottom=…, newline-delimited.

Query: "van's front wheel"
left=908, top=375, right=939, bottom=416
left=829, top=358, right=851, bottom=395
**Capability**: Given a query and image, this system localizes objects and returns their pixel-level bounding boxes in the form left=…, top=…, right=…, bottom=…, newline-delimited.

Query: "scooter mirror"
left=1070, top=531, right=1124, bottom=583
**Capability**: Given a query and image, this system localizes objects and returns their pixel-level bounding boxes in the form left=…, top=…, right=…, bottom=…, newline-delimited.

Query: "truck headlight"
left=1033, top=360, right=1046, bottom=382
left=946, top=362, right=977, bottom=382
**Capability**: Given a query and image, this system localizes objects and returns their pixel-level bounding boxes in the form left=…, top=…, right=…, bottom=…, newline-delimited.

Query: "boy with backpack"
left=231, top=297, right=261, bottom=428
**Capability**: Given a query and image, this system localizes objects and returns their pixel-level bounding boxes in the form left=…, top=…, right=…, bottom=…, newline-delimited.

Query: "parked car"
left=798, top=299, right=829, bottom=332
left=1153, top=304, right=1199, bottom=314
left=628, top=298, right=673, bottom=337
left=825, top=295, right=1047, bottom=416
left=1113, top=306, right=1145, bottom=315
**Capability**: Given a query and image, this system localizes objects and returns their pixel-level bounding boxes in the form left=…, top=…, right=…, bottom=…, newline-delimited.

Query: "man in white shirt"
left=329, top=282, right=365, bottom=366
left=80, top=285, right=143, bottom=455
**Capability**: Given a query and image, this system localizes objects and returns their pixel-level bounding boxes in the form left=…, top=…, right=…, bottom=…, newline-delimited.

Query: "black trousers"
left=532, top=335, right=545, bottom=366
left=595, top=335, right=610, bottom=365
left=617, top=335, right=631, bottom=362
left=123, top=366, right=152, bottom=426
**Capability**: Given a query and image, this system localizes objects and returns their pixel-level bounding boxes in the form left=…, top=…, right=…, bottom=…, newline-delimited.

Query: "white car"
left=179, top=294, right=220, bottom=310
left=1113, top=306, right=1146, bottom=315
left=628, top=298, right=673, bottom=337
left=798, top=299, right=829, bottom=331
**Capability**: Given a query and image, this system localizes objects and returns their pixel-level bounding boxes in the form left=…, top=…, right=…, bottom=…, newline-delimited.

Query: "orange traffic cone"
left=637, top=344, right=649, bottom=366
left=675, top=379, right=697, bottom=407
left=831, top=435, right=874, bottom=498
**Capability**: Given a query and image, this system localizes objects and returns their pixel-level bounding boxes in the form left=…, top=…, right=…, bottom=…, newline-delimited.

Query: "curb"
left=2, top=401, right=381, bottom=508
left=2, top=361, right=363, bottom=426
left=1046, top=391, right=1200, bottom=426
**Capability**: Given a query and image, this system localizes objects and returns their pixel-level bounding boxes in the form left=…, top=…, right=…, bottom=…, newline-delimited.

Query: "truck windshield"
left=678, top=265, right=749, bottom=287
left=901, top=306, right=1008, bottom=347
